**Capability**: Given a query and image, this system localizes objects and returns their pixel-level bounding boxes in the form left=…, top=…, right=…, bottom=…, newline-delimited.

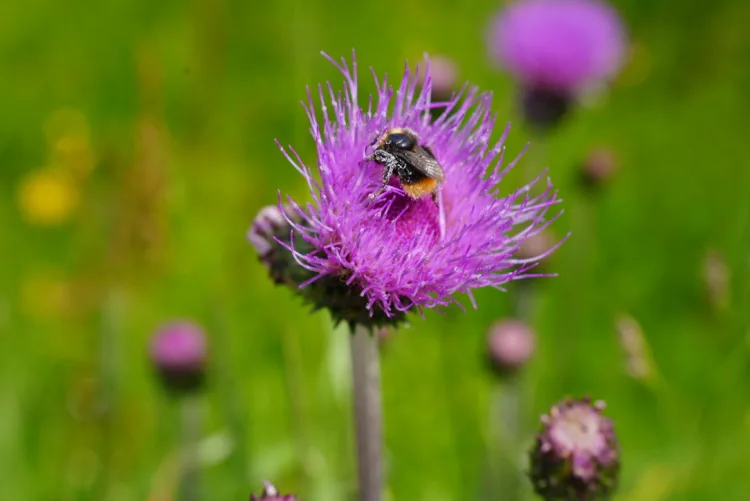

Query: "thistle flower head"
left=250, top=481, right=297, bottom=501
left=488, top=0, right=627, bottom=94
left=530, top=397, right=620, bottom=501
left=257, top=52, right=563, bottom=328
left=150, top=321, right=207, bottom=394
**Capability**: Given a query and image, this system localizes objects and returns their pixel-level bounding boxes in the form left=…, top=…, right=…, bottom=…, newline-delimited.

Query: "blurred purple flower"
left=150, top=321, right=207, bottom=393
left=417, top=55, right=459, bottom=121
left=530, top=397, right=620, bottom=500
left=488, top=0, right=627, bottom=94
left=487, top=318, right=536, bottom=376
left=262, top=52, right=563, bottom=326
left=418, top=54, right=458, bottom=98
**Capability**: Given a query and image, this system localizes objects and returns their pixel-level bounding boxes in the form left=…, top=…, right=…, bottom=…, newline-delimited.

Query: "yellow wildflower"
left=17, top=167, right=79, bottom=225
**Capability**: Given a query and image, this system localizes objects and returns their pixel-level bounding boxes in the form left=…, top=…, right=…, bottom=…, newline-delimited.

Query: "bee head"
left=385, top=133, right=415, bottom=151
left=382, top=127, right=419, bottom=151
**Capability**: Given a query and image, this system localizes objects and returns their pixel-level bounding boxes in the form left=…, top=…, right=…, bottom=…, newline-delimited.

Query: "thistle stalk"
left=178, top=395, right=201, bottom=501
left=349, top=325, right=383, bottom=501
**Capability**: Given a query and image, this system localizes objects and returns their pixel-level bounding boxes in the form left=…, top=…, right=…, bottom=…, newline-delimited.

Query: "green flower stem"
left=350, top=325, right=383, bottom=501
left=486, top=131, right=548, bottom=500
left=96, top=289, right=123, bottom=499
left=489, top=377, right=525, bottom=501
left=178, top=395, right=202, bottom=501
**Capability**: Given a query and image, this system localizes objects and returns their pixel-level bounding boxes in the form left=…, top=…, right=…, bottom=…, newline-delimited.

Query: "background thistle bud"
left=418, top=55, right=458, bottom=121
left=429, top=56, right=457, bottom=98
left=150, top=321, right=207, bottom=394
left=250, top=481, right=297, bottom=501
left=529, top=397, right=619, bottom=501
left=615, top=314, right=654, bottom=381
left=701, top=249, right=730, bottom=312
left=516, top=230, right=557, bottom=272
left=579, top=147, right=618, bottom=191
left=487, top=319, right=536, bottom=377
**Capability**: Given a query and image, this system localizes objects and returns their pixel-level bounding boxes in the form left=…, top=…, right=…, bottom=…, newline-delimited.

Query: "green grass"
left=1, top=0, right=749, bottom=499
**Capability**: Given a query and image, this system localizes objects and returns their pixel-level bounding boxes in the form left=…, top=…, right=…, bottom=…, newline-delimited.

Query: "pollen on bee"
left=403, top=177, right=439, bottom=199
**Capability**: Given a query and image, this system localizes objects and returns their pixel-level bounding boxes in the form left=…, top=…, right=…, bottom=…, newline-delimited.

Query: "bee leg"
left=367, top=151, right=398, bottom=204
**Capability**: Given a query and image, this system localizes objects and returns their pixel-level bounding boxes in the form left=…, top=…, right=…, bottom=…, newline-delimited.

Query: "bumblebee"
left=364, top=127, right=445, bottom=200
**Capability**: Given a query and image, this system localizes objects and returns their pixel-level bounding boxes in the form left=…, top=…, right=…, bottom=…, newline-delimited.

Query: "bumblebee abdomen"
left=402, top=177, right=438, bottom=199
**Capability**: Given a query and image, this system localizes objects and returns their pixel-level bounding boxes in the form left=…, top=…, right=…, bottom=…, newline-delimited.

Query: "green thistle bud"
left=248, top=204, right=405, bottom=330
left=249, top=481, right=297, bottom=501
left=579, top=147, right=618, bottom=192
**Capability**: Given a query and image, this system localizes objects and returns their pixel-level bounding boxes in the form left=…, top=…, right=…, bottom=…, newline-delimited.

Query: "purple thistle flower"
left=488, top=0, right=627, bottom=94
left=529, top=397, right=620, bottom=500
left=488, top=0, right=627, bottom=130
left=150, top=321, right=207, bottom=394
left=259, top=52, right=563, bottom=327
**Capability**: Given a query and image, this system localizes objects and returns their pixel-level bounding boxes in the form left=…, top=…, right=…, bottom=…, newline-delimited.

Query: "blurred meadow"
left=2, top=0, right=750, bottom=500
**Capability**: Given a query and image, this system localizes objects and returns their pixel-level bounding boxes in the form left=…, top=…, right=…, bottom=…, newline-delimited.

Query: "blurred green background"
left=2, top=0, right=750, bottom=499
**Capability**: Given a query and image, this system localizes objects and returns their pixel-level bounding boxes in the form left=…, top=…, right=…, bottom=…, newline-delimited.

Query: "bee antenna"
left=366, top=127, right=386, bottom=150
left=359, top=154, right=374, bottom=167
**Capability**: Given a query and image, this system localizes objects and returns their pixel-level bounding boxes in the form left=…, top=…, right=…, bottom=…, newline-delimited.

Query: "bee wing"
left=398, top=147, right=445, bottom=182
